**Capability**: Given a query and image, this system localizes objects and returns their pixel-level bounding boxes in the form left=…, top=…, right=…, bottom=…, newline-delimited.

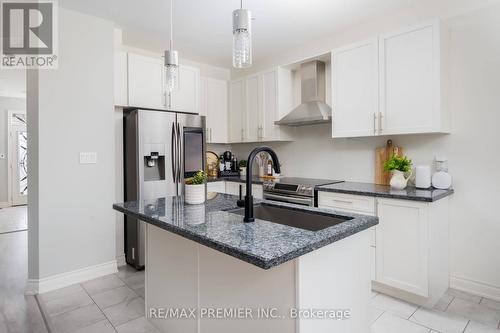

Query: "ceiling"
left=58, top=0, right=420, bottom=68
left=55, top=0, right=500, bottom=68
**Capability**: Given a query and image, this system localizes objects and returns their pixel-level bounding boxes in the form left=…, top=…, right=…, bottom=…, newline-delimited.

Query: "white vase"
left=390, top=170, right=412, bottom=190
left=240, top=167, right=246, bottom=177
left=185, top=184, right=205, bottom=205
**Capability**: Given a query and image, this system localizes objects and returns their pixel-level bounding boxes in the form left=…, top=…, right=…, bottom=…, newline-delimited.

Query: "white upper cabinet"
left=229, top=68, right=293, bottom=143
left=201, top=77, right=228, bottom=143
left=332, top=39, right=379, bottom=138
left=331, top=20, right=449, bottom=138
left=114, top=51, right=128, bottom=106
left=229, top=79, right=245, bottom=142
left=170, top=65, right=200, bottom=114
left=245, top=75, right=261, bottom=142
left=379, top=20, right=448, bottom=135
left=127, top=53, right=166, bottom=109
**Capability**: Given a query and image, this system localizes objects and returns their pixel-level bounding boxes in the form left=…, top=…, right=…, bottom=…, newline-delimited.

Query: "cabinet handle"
left=210, top=128, right=213, bottom=142
left=378, top=112, right=383, bottom=134
left=241, top=128, right=244, bottom=141
left=373, top=113, right=377, bottom=135
left=333, top=199, right=353, bottom=205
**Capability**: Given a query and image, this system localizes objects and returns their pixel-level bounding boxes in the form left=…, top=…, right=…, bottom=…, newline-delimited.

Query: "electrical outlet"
left=79, top=152, right=97, bottom=164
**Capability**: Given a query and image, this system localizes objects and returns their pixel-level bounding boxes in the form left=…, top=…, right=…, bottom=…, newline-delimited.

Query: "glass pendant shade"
left=232, top=8, right=252, bottom=68
left=164, top=50, right=179, bottom=92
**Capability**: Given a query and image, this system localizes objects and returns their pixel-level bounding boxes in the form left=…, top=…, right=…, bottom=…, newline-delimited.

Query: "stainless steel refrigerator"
left=123, top=108, right=206, bottom=269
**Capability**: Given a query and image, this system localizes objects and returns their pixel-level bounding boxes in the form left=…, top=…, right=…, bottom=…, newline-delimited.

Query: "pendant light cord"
left=169, top=0, right=173, bottom=50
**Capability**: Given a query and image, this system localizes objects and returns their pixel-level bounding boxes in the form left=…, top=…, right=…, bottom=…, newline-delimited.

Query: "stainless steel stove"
left=263, top=177, right=344, bottom=207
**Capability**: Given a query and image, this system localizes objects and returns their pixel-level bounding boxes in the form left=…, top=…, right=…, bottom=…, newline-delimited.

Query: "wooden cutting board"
left=375, top=140, right=404, bottom=185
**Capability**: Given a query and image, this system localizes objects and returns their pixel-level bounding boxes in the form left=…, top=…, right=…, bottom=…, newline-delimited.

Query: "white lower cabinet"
left=376, top=199, right=429, bottom=297
left=207, top=181, right=225, bottom=194
left=318, top=192, right=449, bottom=307
left=225, top=182, right=263, bottom=200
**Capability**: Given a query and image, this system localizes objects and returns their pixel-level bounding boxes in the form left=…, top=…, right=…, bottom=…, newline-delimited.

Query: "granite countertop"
left=207, top=176, right=265, bottom=184
left=113, top=194, right=378, bottom=269
left=317, top=181, right=454, bottom=202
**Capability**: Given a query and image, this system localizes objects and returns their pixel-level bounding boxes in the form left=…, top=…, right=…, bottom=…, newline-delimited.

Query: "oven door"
left=263, top=192, right=314, bottom=207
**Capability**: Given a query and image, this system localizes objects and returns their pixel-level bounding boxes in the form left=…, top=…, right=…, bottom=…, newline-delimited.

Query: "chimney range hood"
left=275, top=60, right=331, bottom=126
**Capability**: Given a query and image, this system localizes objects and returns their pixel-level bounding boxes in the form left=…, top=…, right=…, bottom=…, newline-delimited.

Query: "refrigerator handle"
left=171, top=122, right=177, bottom=183
left=177, top=122, right=182, bottom=185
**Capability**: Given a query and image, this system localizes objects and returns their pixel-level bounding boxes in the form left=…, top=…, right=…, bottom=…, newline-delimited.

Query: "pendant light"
left=165, top=0, right=179, bottom=92
left=232, top=0, right=252, bottom=68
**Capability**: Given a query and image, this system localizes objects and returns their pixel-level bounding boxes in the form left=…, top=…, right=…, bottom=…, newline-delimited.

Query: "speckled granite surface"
left=207, top=176, right=265, bottom=184
left=317, top=182, right=454, bottom=202
left=113, top=194, right=378, bottom=269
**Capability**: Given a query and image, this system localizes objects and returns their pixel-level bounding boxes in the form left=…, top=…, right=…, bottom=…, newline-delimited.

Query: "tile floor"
left=0, top=206, right=28, bottom=234
left=0, top=230, right=48, bottom=333
left=37, top=266, right=158, bottom=333
left=37, top=265, right=500, bottom=333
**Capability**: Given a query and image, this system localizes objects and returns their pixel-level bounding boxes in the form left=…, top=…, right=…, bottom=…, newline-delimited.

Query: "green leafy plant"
left=239, top=159, right=247, bottom=168
left=185, top=170, right=207, bottom=185
left=384, top=155, right=412, bottom=173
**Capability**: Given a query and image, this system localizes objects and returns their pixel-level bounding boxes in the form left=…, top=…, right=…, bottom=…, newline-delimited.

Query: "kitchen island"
left=113, top=194, right=378, bottom=333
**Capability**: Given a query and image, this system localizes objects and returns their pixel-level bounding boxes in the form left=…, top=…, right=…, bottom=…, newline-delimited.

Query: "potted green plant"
left=384, top=155, right=413, bottom=190
left=239, top=159, right=247, bottom=177
left=185, top=170, right=207, bottom=204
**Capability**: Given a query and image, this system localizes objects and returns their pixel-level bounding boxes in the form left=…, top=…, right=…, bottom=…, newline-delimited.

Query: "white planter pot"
left=185, top=184, right=206, bottom=205
left=240, top=167, right=246, bottom=177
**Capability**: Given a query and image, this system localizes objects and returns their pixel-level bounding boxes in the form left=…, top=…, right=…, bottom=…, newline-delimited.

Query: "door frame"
left=7, top=110, right=27, bottom=206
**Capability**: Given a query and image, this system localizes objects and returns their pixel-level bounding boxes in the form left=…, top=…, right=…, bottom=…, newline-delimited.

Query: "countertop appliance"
left=263, top=177, right=344, bottom=207
left=123, top=108, right=206, bottom=269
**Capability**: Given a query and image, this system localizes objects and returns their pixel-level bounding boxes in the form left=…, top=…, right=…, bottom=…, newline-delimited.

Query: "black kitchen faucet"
left=244, top=147, right=281, bottom=222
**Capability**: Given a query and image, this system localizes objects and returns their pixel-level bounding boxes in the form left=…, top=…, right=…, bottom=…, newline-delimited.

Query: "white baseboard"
left=26, top=260, right=118, bottom=295
left=0, top=202, right=11, bottom=208
left=450, top=275, right=500, bottom=302
left=116, top=254, right=126, bottom=267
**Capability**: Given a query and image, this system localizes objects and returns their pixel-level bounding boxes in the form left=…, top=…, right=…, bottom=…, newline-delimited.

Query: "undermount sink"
left=229, top=204, right=352, bottom=232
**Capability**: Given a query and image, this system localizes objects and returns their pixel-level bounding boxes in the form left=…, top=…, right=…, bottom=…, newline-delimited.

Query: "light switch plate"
left=79, top=152, right=97, bottom=164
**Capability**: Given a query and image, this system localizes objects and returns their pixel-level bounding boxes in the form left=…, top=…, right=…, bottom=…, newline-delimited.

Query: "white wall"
left=27, top=8, right=116, bottom=288
left=231, top=5, right=500, bottom=297
left=0, top=96, right=26, bottom=204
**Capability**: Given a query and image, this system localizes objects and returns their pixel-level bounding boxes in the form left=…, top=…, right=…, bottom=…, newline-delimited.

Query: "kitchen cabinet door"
left=245, top=75, right=261, bottom=142
left=229, top=80, right=245, bottom=142
left=379, top=21, right=443, bottom=135
left=170, top=65, right=200, bottom=113
left=205, top=78, right=228, bottom=143
left=331, top=39, right=379, bottom=138
left=114, top=51, right=128, bottom=106
left=376, top=199, right=429, bottom=297
left=128, top=53, right=166, bottom=109
left=260, top=70, right=279, bottom=141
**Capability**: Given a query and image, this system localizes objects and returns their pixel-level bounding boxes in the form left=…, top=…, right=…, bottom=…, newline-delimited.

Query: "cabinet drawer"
left=207, top=181, right=225, bottom=194
left=225, top=182, right=263, bottom=200
left=318, top=192, right=376, bottom=215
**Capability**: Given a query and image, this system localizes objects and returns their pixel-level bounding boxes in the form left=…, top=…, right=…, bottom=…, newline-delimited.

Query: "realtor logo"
left=1, top=0, right=58, bottom=68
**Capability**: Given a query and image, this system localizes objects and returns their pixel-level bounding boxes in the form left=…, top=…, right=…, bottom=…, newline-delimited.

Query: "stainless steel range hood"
left=275, top=60, right=331, bottom=126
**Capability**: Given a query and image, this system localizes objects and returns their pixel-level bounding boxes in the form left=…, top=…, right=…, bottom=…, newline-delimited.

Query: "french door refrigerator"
left=123, top=108, right=206, bottom=269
